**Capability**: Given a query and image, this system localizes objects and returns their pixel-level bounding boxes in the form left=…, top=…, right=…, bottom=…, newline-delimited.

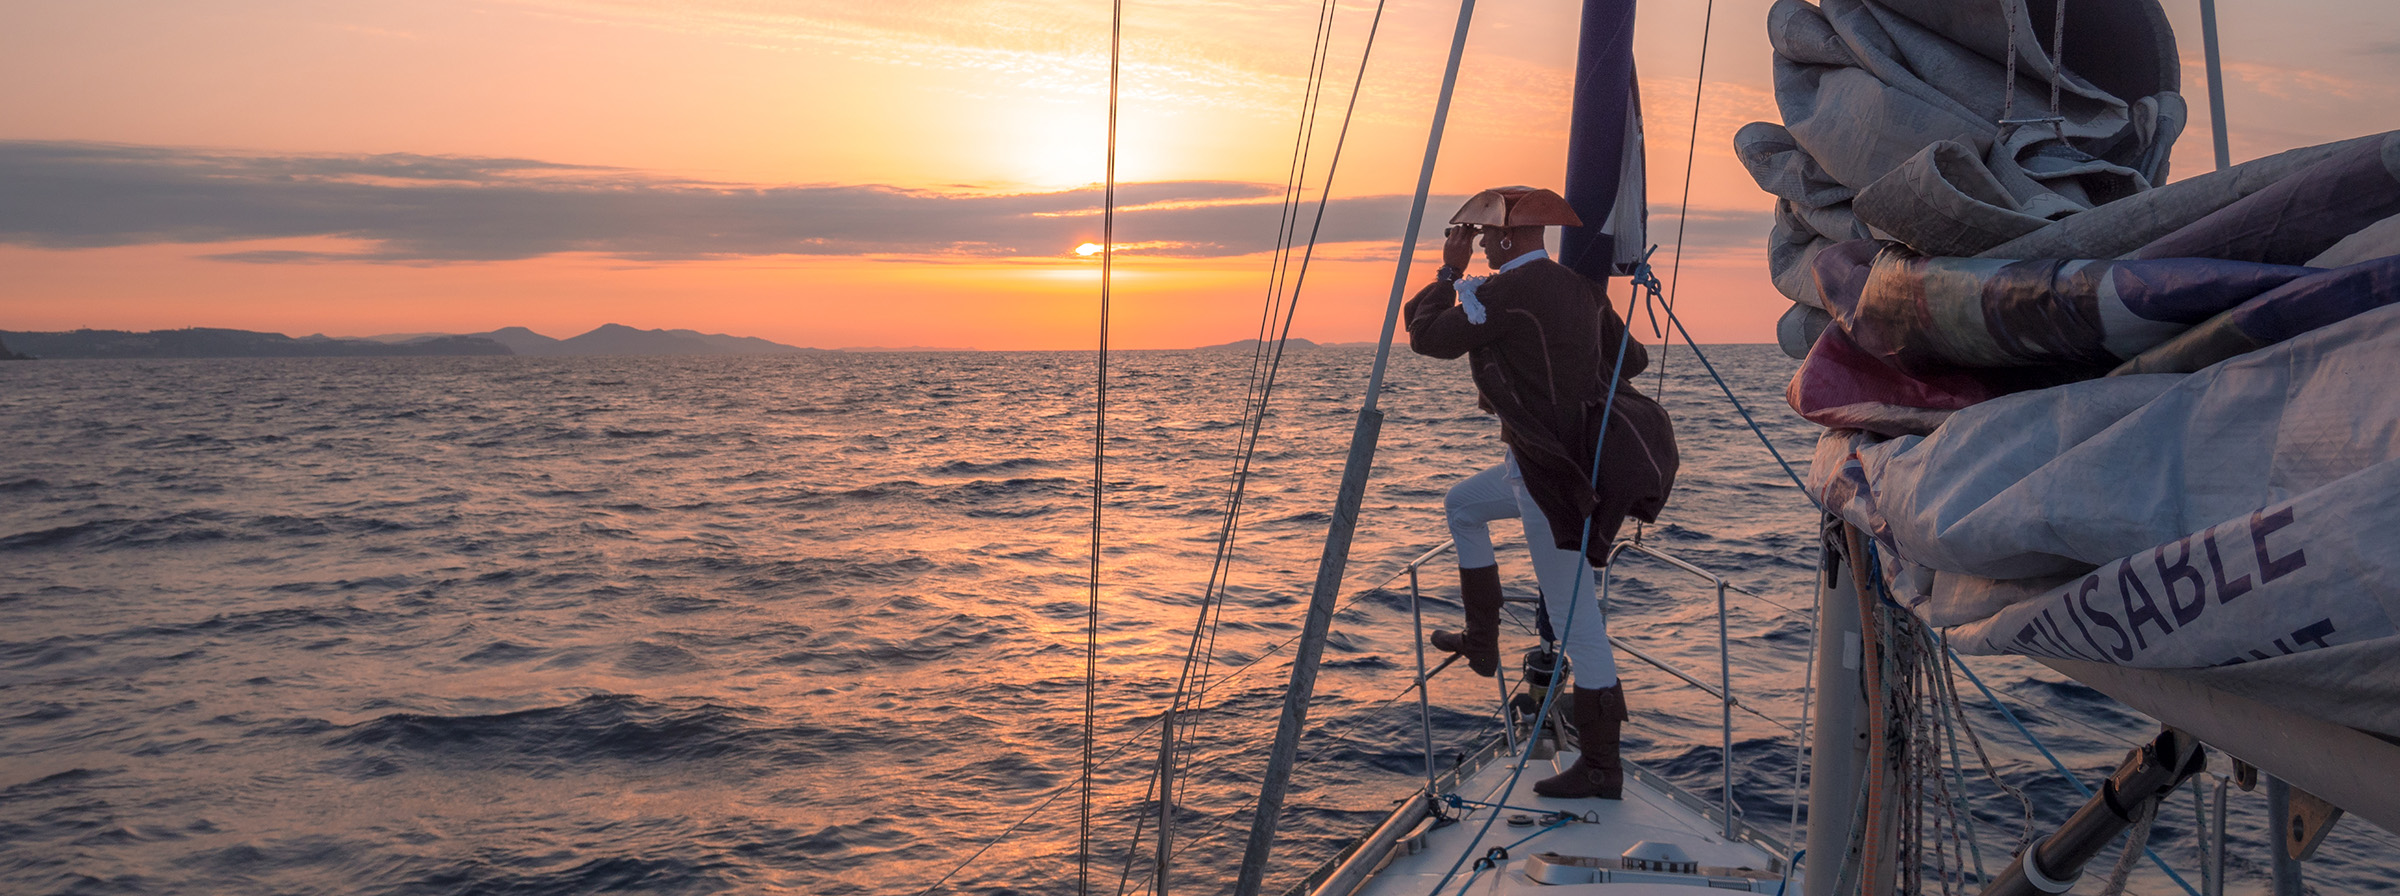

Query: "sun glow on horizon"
left=1075, top=242, right=1103, bottom=257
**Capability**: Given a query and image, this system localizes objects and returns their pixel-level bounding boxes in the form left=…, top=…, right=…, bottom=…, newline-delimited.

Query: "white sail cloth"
left=1808, top=302, right=2400, bottom=734
left=1738, top=0, right=2185, bottom=355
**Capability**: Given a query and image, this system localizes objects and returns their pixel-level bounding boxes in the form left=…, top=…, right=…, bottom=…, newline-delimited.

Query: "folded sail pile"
left=1739, top=0, right=2400, bottom=738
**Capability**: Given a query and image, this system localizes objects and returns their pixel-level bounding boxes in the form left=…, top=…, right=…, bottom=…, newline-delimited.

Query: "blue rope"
left=1775, top=848, right=1804, bottom=895
left=1427, top=243, right=1650, bottom=896
left=1646, top=281, right=1820, bottom=511
left=1448, top=815, right=1577, bottom=892
left=1442, top=793, right=1588, bottom=818
left=1947, top=647, right=2202, bottom=896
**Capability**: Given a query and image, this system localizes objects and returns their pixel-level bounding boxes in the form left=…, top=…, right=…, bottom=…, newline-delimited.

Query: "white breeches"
left=1443, top=461, right=1518, bottom=570
left=1442, top=453, right=1619, bottom=687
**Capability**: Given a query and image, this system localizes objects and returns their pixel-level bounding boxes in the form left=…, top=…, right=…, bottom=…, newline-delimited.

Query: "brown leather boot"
left=1534, top=683, right=1626, bottom=799
left=1429, top=565, right=1503, bottom=677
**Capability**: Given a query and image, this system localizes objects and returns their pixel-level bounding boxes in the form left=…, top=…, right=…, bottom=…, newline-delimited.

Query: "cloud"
left=1646, top=205, right=1775, bottom=254
left=2221, top=59, right=2369, bottom=100
left=499, top=0, right=1321, bottom=113
left=0, top=141, right=1773, bottom=266
left=0, top=141, right=1428, bottom=263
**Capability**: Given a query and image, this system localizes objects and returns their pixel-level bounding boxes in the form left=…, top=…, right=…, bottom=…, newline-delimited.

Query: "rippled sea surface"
left=3, top=347, right=2391, bottom=894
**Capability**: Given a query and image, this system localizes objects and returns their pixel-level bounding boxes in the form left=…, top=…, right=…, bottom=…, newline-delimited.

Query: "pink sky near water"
left=4, top=0, right=2398, bottom=349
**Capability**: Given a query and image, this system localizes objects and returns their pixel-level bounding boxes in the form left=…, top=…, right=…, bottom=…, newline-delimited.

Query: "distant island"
left=1191, top=338, right=1379, bottom=351
left=0, top=324, right=830, bottom=360
left=0, top=326, right=1407, bottom=360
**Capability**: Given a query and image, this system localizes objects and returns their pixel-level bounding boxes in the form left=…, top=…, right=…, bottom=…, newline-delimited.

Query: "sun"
left=1075, top=242, right=1104, bottom=257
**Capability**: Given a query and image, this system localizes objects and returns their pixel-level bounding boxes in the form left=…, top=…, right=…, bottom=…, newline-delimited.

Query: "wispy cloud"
left=499, top=0, right=1325, bottom=112
left=0, top=140, right=1431, bottom=263
left=2220, top=59, right=2371, bottom=100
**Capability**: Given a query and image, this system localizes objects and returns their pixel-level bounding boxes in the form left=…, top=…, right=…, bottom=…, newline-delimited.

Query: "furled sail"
left=1738, top=0, right=2400, bottom=748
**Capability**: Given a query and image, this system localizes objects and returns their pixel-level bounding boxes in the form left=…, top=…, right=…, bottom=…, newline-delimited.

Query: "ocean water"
left=2, top=346, right=2391, bottom=895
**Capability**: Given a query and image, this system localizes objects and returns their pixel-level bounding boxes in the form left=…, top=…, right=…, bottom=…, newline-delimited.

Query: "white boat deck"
left=1346, top=744, right=1795, bottom=896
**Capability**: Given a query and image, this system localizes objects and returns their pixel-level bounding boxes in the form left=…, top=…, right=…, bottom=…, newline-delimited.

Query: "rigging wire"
left=1655, top=0, right=1715, bottom=400
left=932, top=0, right=1813, bottom=886
left=1081, top=0, right=1124, bottom=892
left=1171, top=0, right=1344, bottom=787
left=1191, top=0, right=1410, bottom=885
left=1947, top=644, right=2203, bottom=896
left=1128, top=0, right=1378, bottom=887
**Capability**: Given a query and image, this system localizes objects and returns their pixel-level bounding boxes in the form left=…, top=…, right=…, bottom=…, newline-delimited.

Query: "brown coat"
left=1406, top=258, right=1678, bottom=566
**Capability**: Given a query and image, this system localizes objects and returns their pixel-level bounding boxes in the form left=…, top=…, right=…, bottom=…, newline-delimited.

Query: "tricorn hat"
left=1449, top=185, right=1582, bottom=228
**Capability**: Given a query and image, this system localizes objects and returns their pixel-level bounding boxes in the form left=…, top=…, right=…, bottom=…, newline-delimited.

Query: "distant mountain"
left=0, top=328, right=511, bottom=359
left=466, top=326, right=572, bottom=357
left=1193, top=337, right=1321, bottom=351
left=356, top=331, right=461, bottom=344
left=1, top=324, right=829, bottom=359
left=379, top=324, right=825, bottom=357
left=537, top=324, right=824, bottom=356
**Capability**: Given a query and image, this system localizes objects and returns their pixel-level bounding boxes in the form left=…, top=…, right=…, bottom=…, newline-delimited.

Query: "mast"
left=1802, top=530, right=1866, bottom=896
left=2199, top=0, right=2231, bottom=171
left=1806, top=525, right=1902, bottom=896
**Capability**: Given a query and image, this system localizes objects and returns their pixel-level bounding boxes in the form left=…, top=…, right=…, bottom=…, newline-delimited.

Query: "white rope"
left=2098, top=797, right=2160, bottom=896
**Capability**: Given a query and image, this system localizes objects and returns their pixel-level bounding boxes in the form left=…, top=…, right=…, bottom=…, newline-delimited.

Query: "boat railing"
left=1605, top=539, right=1741, bottom=840
left=1399, top=535, right=1796, bottom=850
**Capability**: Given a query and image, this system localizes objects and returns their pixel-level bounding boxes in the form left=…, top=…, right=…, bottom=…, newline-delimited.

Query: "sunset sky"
left=6, top=0, right=2399, bottom=349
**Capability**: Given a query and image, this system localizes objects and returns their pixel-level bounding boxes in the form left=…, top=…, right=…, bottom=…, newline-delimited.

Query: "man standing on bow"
left=1406, top=185, right=1678, bottom=800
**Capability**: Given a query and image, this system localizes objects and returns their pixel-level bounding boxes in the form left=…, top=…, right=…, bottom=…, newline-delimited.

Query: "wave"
left=0, top=513, right=240, bottom=550
left=322, top=694, right=892, bottom=782
left=329, top=694, right=760, bottom=763
left=0, top=510, right=439, bottom=551
left=927, top=457, right=1049, bottom=476
left=210, top=605, right=386, bottom=635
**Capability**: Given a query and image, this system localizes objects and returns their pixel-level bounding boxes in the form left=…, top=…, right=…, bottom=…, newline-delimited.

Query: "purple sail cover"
left=2131, top=135, right=2400, bottom=264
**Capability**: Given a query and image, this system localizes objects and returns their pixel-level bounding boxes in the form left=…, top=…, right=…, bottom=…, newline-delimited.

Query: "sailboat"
left=902, top=0, right=2397, bottom=893
left=1197, top=0, right=2400, bottom=894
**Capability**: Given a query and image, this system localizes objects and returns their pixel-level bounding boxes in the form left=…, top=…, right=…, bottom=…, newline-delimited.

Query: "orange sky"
left=5, top=0, right=2399, bottom=349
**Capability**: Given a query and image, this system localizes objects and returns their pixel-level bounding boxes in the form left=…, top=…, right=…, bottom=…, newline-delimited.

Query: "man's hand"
left=1442, top=225, right=1475, bottom=272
